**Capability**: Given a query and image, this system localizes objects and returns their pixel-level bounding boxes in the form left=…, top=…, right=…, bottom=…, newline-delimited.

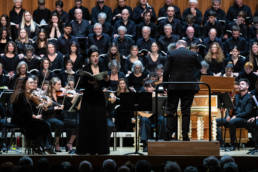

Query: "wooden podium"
left=148, top=76, right=235, bottom=156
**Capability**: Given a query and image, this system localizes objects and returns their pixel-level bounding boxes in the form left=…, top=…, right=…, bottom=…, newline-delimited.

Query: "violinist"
left=61, top=77, right=81, bottom=153
left=216, top=79, right=253, bottom=151
left=10, top=76, right=55, bottom=154
left=44, top=77, right=64, bottom=152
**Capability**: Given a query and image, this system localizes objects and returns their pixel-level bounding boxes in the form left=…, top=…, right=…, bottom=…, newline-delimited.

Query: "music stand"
left=120, top=92, right=152, bottom=155
left=0, top=90, right=13, bottom=153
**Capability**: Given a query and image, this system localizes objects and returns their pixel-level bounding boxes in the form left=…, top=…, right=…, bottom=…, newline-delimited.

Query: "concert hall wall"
left=0, top=0, right=257, bottom=17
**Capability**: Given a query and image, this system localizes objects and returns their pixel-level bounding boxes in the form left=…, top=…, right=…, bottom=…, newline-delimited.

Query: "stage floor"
left=1, top=146, right=258, bottom=157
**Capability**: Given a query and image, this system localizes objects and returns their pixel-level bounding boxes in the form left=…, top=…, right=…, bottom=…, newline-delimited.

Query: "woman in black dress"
left=0, top=27, right=11, bottom=54
left=34, top=29, right=48, bottom=57
left=10, top=76, right=53, bottom=154
left=76, top=46, right=109, bottom=155
left=127, top=60, right=147, bottom=92
left=64, top=41, right=84, bottom=72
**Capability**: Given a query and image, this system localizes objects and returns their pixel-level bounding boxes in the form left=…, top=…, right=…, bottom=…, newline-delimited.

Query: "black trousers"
left=166, top=90, right=195, bottom=139
left=217, top=117, right=247, bottom=145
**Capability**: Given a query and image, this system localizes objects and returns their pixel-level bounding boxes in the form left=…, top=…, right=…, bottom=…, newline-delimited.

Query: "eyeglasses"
left=98, top=1, right=104, bottom=3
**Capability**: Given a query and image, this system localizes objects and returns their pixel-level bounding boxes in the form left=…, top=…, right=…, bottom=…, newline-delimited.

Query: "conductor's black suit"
left=163, top=47, right=202, bottom=140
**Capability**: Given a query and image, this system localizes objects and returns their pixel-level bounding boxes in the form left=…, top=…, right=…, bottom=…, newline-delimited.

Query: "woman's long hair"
left=4, top=41, right=18, bottom=55
left=249, top=42, right=258, bottom=65
left=107, top=44, right=120, bottom=63
left=20, top=11, right=36, bottom=32
left=116, top=78, right=129, bottom=95
left=10, top=77, right=27, bottom=104
left=205, top=42, right=225, bottom=63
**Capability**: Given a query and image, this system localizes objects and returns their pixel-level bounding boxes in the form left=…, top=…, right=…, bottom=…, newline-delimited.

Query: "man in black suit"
left=163, top=40, right=201, bottom=141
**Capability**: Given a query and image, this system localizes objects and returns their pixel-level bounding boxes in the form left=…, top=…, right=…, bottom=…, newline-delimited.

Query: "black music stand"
left=0, top=90, right=13, bottom=153
left=120, top=92, right=152, bottom=155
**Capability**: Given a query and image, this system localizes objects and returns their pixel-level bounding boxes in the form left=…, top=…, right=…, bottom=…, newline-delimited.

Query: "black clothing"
left=22, top=56, right=41, bottom=71
left=132, top=5, right=156, bottom=24
left=182, top=37, right=202, bottom=47
left=71, top=20, right=91, bottom=37
left=33, top=8, right=52, bottom=24
left=227, top=3, right=252, bottom=22
left=225, top=56, right=246, bottom=74
left=91, top=5, right=113, bottom=24
left=163, top=47, right=201, bottom=91
left=136, top=21, right=158, bottom=39
left=217, top=93, right=253, bottom=145
left=203, top=20, right=223, bottom=38
left=202, top=37, right=223, bottom=54
left=144, top=54, right=166, bottom=73
left=113, top=36, right=134, bottom=57
left=223, top=36, right=249, bottom=57
left=158, top=18, right=181, bottom=36
left=206, top=59, right=225, bottom=75
left=0, top=55, right=20, bottom=73
left=182, top=8, right=202, bottom=25
left=69, top=6, right=90, bottom=21
left=127, top=72, right=147, bottom=92
left=112, top=6, right=133, bottom=23
left=59, top=70, right=77, bottom=87
left=107, top=71, right=125, bottom=91
left=56, top=35, right=77, bottom=55
left=251, top=54, right=258, bottom=72
left=237, top=71, right=257, bottom=91
left=9, top=7, right=25, bottom=40
left=123, top=57, right=144, bottom=74
left=88, top=33, right=111, bottom=54
left=12, top=93, right=52, bottom=148
left=15, top=40, right=33, bottom=54
left=64, top=54, right=84, bottom=72
left=136, top=37, right=155, bottom=51
left=113, top=19, right=136, bottom=39
left=181, top=23, right=202, bottom=38
left=158, top=35, right=179, bottom=52
left=163, top=47, right=201, bottom=140
left=34, top=42, right=47, bottom=57
left=76, top=67, right=109, bottom=155
left=158, top=4, right=181, bottom=20
left=203, top=7, right=227, bottom=23
left=0, top=74, right=9, bottom=87
left=52, top=10, right=69, bottom=28
left=101, top=22, right=113, bottom=37
left=47, top=53, right=64, bottom=71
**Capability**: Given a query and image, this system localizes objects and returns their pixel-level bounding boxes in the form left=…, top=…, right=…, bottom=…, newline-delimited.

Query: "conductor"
left=163, top=40, right=202, bottom=141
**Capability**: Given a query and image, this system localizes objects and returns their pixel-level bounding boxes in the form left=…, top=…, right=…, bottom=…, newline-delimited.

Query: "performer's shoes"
left=45, top=147, right=56, bottom=154
left=66, top=143, right=73, bottom=152
left=55, top=146, right=62, bottom=152
left=183, top=136, right=190, bottom=141
left=225, top=146, right=236, bottom=152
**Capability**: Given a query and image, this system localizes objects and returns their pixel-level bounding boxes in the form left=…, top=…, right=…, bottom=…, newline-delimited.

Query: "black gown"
left=76, top=67, right=109, bottom=155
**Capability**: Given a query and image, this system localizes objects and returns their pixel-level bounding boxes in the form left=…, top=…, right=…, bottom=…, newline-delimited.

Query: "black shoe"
left=45, top=148, right=56, bottom=154
left=225, top=146, right=236, bottom=152
left=183, top=136, right=190, bottom=141
left=143, top=146, right=148, bottom=152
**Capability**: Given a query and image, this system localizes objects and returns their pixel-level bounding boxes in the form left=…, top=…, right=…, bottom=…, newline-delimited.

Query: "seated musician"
left=139, top=80, right=167, bottom=152
left=44, top=77, right=65, bottom=152
left=11, top=76, right=55, bottom=154
left=216, top=79, right=253, bottom=151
